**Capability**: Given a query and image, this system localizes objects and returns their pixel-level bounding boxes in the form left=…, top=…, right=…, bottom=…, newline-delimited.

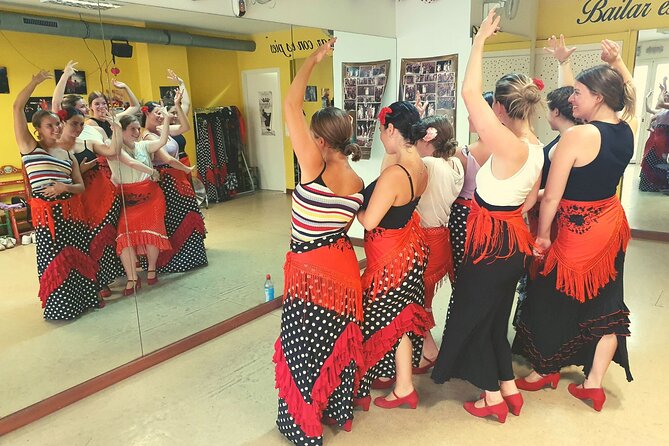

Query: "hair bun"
left=344, top=142, right=362, bottom=162
left=522, top=83, right=542, bottom=104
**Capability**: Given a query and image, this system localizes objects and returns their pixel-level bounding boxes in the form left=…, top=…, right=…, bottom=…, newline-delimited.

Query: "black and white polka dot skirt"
left=275, top=235, right=363, bottom=446
left=155, top=168, right=207, bottom=273
left=445, top=200, right=471, bottom=325
left=90, top=195, right=125, bottom=286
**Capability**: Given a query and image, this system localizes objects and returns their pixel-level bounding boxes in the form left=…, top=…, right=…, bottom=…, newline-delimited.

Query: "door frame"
left=634, top=56, right=669, bottom=164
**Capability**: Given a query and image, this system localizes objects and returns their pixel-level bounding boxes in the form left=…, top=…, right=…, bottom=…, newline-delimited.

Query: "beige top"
left=416, top=156, right=464, bottom=228
left=109, top=140, right=152, bottom=184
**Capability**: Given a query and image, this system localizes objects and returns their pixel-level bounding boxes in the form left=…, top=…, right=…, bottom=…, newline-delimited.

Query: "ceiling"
left=638, top=29, right=669, bottom=43
left=0, top=0, right=291, bottom=36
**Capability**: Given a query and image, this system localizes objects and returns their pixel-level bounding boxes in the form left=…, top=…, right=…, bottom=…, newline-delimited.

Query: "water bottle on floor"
left=264, top=274, right=274, bottom=302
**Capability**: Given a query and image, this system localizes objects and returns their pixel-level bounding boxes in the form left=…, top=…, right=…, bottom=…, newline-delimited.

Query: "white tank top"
left=108, top=141, right=153, bottom=185
left=417, top=156, right=464, bottom=228
left=475, top=141, right=544, bottom=206
left=77, top=124, right=105, bottom=144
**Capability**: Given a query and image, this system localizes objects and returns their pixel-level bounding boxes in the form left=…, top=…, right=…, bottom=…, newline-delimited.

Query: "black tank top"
left=173, top=134, right=187, bottom=158
left=563, top=121, right=633, bottom=201
left=90, top=117, right=113, bottom=138
left=361, top=164, right=419, bottom=229
left=73, top=141, right=97, bottom=165
left=540, top=135, right=559, bottom=189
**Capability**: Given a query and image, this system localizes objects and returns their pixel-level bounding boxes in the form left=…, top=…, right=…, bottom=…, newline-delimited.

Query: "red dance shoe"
left=464, top=398, right=509, bottom=423
left=147, top=270, right=158, bottom=286
left=568, top=383, right=606, bottom=412
left=412, top=355, right=436, bottom=375
left=480, top=392, right=524, bottom=416
left=353, top=396, right=371, bottom=411
left=373, top=390, right=419, bottom=409
left=122, top=278, right=141, bottom=297
left=371, top=377, right=396, bottom=390
left=515, top=372, right=560, bottom=391
left=99, top=286, right=112, bottom=298
left=322, top=416, right=352, bottom=432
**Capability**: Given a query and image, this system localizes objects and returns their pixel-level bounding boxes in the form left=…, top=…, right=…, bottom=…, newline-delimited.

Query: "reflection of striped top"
left=291, top=170, right=363, bottom=243
left=22, top=147, right=73, bottom=194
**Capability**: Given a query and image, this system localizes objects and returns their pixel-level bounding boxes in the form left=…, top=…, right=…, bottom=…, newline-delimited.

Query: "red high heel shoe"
left=371, top=377, right=396, bottom=390
left=373, top=389, right=419, bottom=409
left=568, top=383, right=606, bottom=412
left=322, top=417, right=353, bottom=432
left=480, top=392, right=524, bottom=416
left=122, top=278, right=141, bottom=297
left=412, top=355, right=436, bottom=375
left=515, top=372, right=560, bottom=391
left=353, top=396, right=371, bottom=411
left=464, top=398, right=508, bottom=423
left=147, top=270, right=158, bottom=285
left=99, top=286, right=112, bottom=298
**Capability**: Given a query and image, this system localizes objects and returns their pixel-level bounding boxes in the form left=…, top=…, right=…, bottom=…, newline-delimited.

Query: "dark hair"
left=62, top=94, right=84, bottom=109
left=412, top=115, right=458, bottom=159
left=88, top=91, right=109, bottom=106
left=483, top=91, right=494, bottom=107
left=59, top=107, right=84, bottom=122
left=311, top=107, right=361, bottom=161
left=575, top=64, right=635, bottom=120
left=494, top=73, right=543, bottom=121
left=31, top=110, right=59, bottom=129
left=119, top=114, right=140, bottom=130
left=141, top=101, right=161, bottom=127
left=546, top=86, right=580, bottom=124
left=381, top=101, right=420, bottom=142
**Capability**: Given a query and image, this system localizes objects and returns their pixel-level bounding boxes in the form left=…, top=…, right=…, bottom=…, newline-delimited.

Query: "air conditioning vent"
left=22, top=17, right=59, bottom=28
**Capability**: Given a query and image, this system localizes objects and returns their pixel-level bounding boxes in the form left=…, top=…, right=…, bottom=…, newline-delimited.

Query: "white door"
left=242, top=69, right=286, bottom=191
left=634, top=58, right=669, bottom=164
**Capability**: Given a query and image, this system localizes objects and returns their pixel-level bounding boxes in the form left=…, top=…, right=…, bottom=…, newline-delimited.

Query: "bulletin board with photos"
left=342, top=60, right=390, bottom=160
left=399, top=54, right=458, bottom=135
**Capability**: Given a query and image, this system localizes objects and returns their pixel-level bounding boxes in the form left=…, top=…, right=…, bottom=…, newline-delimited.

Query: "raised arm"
left=145, top=106, right=171, bottom=153
left=462, top=9, right=524, bottom=161
left=52, top=60, right=78, bottom=113
left=168, top=89, right=190, bottom=136
left=167, top=69, right=191, bottom=115
left=545, top=34, right=576, bottom=87
left=284, top=39, right=334, bottom=182
left=113, top=80, right=141, bottom=116
left=600, top=39, right=637, bottom=131
left=13, top=71, right=53, bottom=154
left=645, top=90, right=658, bottom=115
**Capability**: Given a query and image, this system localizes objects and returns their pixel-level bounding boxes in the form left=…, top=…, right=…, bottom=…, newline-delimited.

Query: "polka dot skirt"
left=91, top=195, right=125, bottom=286
left=35, top=201, right=100, bottom=320
left=276, top=235, right=360, bottom=446
left=445, top=202, right=470, bottom=325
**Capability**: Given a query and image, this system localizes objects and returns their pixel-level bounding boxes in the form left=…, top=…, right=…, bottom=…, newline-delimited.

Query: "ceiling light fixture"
left=40, top=0, right=121, bottom=11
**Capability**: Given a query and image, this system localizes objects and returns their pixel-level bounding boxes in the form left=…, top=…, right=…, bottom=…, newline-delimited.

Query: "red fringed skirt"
left=116, top=180, right=171, bottom=255
left=422, top=225, right=454, bottom=327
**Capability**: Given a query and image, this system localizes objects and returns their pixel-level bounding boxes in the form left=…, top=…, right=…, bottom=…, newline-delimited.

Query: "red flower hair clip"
left=532, top=78, right=545, bottom=91
left=56, top=109, right=69, bottom=121
left=141, top=105, right=149, bottom=114
left=378, top=106, right=392, bottom=125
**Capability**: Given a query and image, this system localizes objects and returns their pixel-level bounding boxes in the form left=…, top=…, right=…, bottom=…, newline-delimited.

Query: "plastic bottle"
left=264, top=273, right=275, bottom=302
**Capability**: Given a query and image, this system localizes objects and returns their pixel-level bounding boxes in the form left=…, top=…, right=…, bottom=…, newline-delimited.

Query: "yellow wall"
left=186, top=47, right=241, bottom=108
left=294, top=57, right=335, bottom=121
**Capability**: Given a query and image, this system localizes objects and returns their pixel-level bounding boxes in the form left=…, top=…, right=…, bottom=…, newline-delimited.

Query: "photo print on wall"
left=342, top=59, right=391, bottom=160
left=54, top=69, right=87, bottom=94
left=304, top=85, right=318, bottom=102
left=0, top=67, right=9, bottom=94
left=399, top=54, right=458, bottom=135
left=24, top=97, right=53, bottom=121
left=258, top=90, right=275, bottom=136
left=159, top=86, right=178, bottom=107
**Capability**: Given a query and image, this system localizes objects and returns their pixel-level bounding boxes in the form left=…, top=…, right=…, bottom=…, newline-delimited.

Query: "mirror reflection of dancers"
left=13, top=71, right=100, bottom=319
left=274, top=39, right=366, bottom=444
left=85, top=77, right=140, bottom=140
left=355, top=101, right=429, bottom=410
left=432, top=9, right=544, bottom=423
left=112, top=112, right=173, bottom=295
left=165, top=69, right=193, bottom=164
left=513, top=38, right=637, bottom=412
left=639, top=76, right=669, bottom=191
left=141, top=89, right=207, bottom=276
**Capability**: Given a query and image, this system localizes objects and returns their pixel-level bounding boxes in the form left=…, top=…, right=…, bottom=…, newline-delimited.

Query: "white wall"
left=333, top=31, right=398, bottom=239
left=396, top=0, right=473, bottom=148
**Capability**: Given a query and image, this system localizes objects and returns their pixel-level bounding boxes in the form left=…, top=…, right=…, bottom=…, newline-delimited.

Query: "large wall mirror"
left=0, top=0, right=395, bottom=424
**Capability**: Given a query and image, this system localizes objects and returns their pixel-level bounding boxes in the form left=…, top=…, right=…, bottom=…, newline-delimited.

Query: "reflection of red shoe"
left=373, top=390, right=419, bottom=409
left=515, top=372, right=560, bottom=391
left=99, top=287, right=112, bottom=298
left=464, top=398, right=508, bottom=423
left=371, top=377, right=395, bottom=390
left=568, top=383, right=606, bottom=411
left=147, top=270, right=158, bottom=285
left=122, top=278, right=141, bottom=297
left=413, top=355, right=436, bottom=375
left=97, top=299, right=106, bottom=309
left=322, top=416, right=352, bottom=432
left=353, top=396, right=370, bottom=411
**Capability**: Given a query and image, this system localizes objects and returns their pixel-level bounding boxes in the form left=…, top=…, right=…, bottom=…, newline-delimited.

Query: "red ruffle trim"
left=39, top=247, right=99, bottom=307
left=156, top=211, right=206, bottom=268
left=89, top=223, right=117, bottom=263
left=357, top=303, right=432, bottom=380
left=273, top=322, right=364, bottom=438
left=116, top=230, right=171, bottom=256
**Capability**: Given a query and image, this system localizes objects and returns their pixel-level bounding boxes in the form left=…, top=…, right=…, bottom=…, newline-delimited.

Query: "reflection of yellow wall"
left=187, top=48, right=241, bottom=108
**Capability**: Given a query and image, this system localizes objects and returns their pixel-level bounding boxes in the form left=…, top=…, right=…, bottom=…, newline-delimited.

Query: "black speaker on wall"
left=111, top=40, right=133, bottom=58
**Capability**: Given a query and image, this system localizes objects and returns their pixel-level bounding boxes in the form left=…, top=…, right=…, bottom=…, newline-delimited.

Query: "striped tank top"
left=22, top=147, right=73, bottom=195
left=291, top=167, right=363, bottom=243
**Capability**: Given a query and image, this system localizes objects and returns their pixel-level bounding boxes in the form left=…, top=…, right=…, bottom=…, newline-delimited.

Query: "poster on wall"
left=159, top=86, right=178, bottom=106
left=304, top=85, right=318, bottom=102
left=54, top=69, right=87, bottom=94
left=0, top=67, right=9, bottom=94
left=399, top=54, right=458, bottom=134
left=24, top=97, right=53, bottom=121
left=342, top=59, right=390, bottom=160
left=258, top=91, right=275, bottom=136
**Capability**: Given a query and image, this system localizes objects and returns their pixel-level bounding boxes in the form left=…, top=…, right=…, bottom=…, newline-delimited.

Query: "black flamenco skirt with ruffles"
left=512, top=250, right=633, bottom=382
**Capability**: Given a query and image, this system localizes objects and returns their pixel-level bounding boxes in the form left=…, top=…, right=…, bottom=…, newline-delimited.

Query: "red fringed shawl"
left=283, top=237, right=363, bottom=321
left=422, top=225, right=454, bottom=302
left=81, top=168, right=117, bottom=228
left=541, top=195, right=630, bottom=303
left=31, top=196, right=86, bottom=240
left=361, top=212, right=428, bottom=300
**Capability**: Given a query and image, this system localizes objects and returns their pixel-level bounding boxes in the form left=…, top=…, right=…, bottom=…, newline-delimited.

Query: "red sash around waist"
left=283, top=236, right=363, bottom=321
left=31, top=195, right=85, bottom=240
left=422, top=225, right=454, bottom=290
left=541, top=195, right=630, bottom=303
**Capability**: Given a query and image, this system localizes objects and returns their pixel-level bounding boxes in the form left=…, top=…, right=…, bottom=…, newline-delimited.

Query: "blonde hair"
left=494, top=73, right=544, bottom=122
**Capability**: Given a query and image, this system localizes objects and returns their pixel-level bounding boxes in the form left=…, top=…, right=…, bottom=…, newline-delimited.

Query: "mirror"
left=0, top=1, right=395, bottom=423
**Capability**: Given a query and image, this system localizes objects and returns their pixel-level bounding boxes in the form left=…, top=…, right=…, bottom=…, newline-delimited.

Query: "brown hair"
left=494, top=73, right=544, bottom=121
left=31, top=110, right=59, bottom=129
left=119, top=114, right=140, bottom=130
left=575, top=64, right=636, bottom=120
left=88, top=91, right=109, bottom=106
left=411, top=115, right=458, bottom=159
left=62, top=94, right=83, bottom=109
left=310, top=107, right=361, bottom=162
